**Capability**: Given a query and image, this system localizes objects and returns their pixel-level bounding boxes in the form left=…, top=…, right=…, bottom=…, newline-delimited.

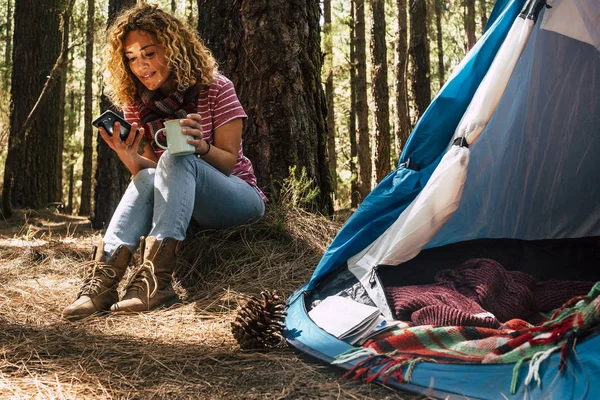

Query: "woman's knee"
left=130, top=168, right=156, bottom=196
left=132, top=168, right=155, bottom=186
left=156, top=151, right=195, bottom=172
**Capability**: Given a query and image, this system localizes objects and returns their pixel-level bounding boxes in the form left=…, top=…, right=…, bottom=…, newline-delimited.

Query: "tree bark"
left=91, top=0, right=136, bottom=229
left=464, top=0, right=477, bottom=51
left=187, top=0, right=194, bottom=27
left=80, top=0, right=94, bottom=216
left=395, top=0, right=411, bottom=159
left=56, top=6, right=70, bottom=207
left=65, top=90, right=76, bottom=214
left=370, top=0, right=391, bottom=183
left=349, top=0, right=359, bottom=208
left=3, top=0, right=11, bottom=88
left=352, top=0, right=371, bottom=201
left=324, top=0, right=337, bottom=191
left=434, top=0, right=445, bottom=86
left=2, top=0, right=66, bottom=216
left=480, top=0, right=488, bottom=35
left=197, top=0, right=333, bottom=215
left=409, top=0, right=431, bottom=122
left=67, top=164, right=74, bottom=214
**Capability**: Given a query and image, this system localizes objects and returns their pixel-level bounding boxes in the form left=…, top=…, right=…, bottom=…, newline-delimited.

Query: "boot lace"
left=123, top=261, right=159, bottom=306
left=78, top=261, right=118, bottom=297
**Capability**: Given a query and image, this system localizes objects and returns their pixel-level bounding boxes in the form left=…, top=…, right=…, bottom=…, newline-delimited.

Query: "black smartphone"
left=92, top=110, right=131, bottom=141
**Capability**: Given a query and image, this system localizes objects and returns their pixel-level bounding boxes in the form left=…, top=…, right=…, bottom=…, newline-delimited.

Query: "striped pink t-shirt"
left=123, top=73, right=266, bottom=202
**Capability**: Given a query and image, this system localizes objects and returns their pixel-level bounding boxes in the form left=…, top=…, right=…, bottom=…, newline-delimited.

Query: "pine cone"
left=231, top=290, right=287, bottom=350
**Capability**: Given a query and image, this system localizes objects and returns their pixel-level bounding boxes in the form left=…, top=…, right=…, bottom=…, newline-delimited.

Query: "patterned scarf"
left=137, top=84, right=200, bottom=155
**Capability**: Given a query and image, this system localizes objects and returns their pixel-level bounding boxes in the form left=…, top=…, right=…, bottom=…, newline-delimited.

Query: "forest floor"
left=0, top=207, right=429, bottom=400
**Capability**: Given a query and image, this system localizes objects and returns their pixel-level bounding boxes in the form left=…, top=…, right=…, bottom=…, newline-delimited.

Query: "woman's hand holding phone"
left=98, top=122, right=159, bottom=175
left=98, top=121, right=146, bottom=173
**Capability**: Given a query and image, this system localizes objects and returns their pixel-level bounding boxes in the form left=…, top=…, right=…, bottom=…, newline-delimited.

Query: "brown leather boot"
left=62, top=242, right=132, bottom=321
left=110, top=236, right=180, bottom=312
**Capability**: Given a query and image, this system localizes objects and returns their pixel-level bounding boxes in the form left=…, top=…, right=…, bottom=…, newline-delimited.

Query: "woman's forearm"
left=121, top=153, right=158, bottom=176
left=198, top=144, right=237, bottom=175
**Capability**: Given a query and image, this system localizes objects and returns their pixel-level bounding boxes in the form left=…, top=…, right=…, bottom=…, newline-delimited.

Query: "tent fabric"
left=346, top=145, right=469, bottom=318
left=428, top=9, right=600, bottom=249
left=542, top=0, right=600, bottom=50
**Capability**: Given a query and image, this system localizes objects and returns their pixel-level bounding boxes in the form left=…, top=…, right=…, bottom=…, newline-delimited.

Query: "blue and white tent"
left=285, top=0, right=600, bottom=398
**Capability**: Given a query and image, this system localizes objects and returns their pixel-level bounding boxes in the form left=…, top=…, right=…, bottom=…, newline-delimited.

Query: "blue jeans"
left=103, top=151, right=265, bottom=259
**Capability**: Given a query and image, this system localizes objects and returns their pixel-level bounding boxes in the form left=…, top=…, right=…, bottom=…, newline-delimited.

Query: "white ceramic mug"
left=154, top=119, right=196, bottom=156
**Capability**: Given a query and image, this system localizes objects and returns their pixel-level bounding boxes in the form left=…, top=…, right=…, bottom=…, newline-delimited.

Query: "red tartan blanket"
left=334, top=282, right=600, bottom=394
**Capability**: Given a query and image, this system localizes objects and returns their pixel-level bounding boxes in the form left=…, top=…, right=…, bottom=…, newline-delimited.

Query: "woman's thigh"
left=191, top=158, right=265, bottom=229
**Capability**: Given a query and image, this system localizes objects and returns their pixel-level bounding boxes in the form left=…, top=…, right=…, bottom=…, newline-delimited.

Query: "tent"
left=284, top=0, right=600, bottom=398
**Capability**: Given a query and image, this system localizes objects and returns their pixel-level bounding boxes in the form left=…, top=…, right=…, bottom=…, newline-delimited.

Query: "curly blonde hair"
left=104, top=3, right=217, bottom=107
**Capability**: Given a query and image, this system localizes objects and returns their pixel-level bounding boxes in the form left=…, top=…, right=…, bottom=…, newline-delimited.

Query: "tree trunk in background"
left=480, top=0, right=488, bottom=34
left=67, top=165, right=74, bottom=214
left=187, top=0, right=194, bottom=27
left=426, top=0, right=434, bottom=68
left=3, top=0, right=63, bottom=212
left=434, top=0, right=445, bottom=86
left=92, top=0, right=136, bottom=229
left=324, top=0, right=337, bottom=192
left=395, top=0, right=411, bottom=159
left=197, top=0, right=333, bottom=215
left=349, top=1, right=359, bottom=208
left=370, top=0, right=391, bottom=183
left=352, top=0, right=371, bottom=201
left=409, top=0, right=431, bottom=123
left=464, top=0, right=477, bottom=51
left=80, top=0, right=94, bottom=216
left=3, top=0, right=11, bottom=88
left=56, top=8, right=70, bottom=205
left=65, top=90, right=75, bottom=214
left=171, top=0, right=176, bottom=12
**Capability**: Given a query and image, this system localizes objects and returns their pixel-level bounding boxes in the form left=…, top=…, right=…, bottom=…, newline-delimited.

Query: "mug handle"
left=154, top=128, right=168, bottom=150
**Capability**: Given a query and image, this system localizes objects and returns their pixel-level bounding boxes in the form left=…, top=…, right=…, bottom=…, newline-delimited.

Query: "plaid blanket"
left=334, top=282, right=600, bottom=394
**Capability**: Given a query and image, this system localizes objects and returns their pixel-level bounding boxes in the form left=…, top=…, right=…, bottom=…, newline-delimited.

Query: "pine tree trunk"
left=464, top=0, right=477, bottom=51
left=80, top=0, right=94, bottom=216
left=324, top=0, right=337, bottom=191
left=480, top=0, right=488, bottom=34
left=409, top=0, right=431, bottom=122
left=91, top=0, right=136, bottom=228
left=349, top=1, right=359, bottom=208
left=395, top=0, right=411, bottom=158
left=370, top=0, right=391, bottom=183
left=55, top=9, right=69, bottom=206
left=197, top=0, right=333, bottom=215
left=187, top=0, right=194, bottom=27
left=67, top=164, right=74, bottom=214
left=3, top=0, right=11, bottom=88
left=66, top=90, right=75, bottom=214
left=353, top=0, right=371, bottom=201
left=434, top=0, right=445, bottom=86
left=3, top=0, right=64, bottom=213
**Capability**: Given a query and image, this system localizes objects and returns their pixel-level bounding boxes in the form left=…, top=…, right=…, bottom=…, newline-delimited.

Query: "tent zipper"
left=368, top=266, right=379, bottom=288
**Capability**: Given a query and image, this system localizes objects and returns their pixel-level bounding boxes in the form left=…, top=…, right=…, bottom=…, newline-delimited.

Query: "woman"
left=63, top=4, right=266, bottom=320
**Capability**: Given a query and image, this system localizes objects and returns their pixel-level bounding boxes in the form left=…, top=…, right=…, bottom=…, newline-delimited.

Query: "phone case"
left=92, top=110, right=131, bottom=141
